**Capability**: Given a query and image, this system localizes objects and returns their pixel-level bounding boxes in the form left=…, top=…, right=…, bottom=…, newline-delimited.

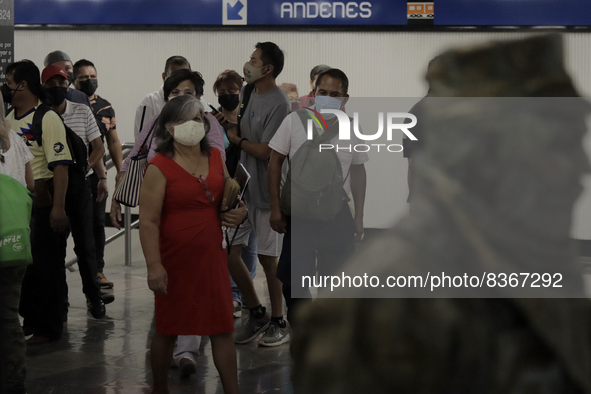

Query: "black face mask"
left=1, top=83, right=21, bottom=104
left=78, top=79, right=98, bottom=96
left=45, top=87, right=68, bottom=106
left=218, top=94, right=240, bottom=111
left=66, top=72, right=75, bottom=86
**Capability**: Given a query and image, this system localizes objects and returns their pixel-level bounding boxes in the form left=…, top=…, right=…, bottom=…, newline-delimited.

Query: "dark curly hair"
left=163, top=69, right=205, bottom=101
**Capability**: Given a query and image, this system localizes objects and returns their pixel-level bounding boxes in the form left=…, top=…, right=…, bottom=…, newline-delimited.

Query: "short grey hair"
left=155, top=95, right=211, bottom=156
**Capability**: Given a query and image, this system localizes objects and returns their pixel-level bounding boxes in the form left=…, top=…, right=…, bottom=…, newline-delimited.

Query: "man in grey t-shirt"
left=239, top=85, right=290, bottom=208
left=225, top=42, right=291, bottom=347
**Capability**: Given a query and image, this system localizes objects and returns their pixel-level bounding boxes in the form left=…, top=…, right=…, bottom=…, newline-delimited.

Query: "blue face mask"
left=314, top=95, right=342, bottom=119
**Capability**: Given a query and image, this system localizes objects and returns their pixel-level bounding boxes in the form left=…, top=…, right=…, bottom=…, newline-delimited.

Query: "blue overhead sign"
left=436, top=0, right=591, bottom=26
left=15, top=0, right=221, bottom=25
left=14, top=0, right=591, bottom=26
left=15, top=0, right=408, bottom=25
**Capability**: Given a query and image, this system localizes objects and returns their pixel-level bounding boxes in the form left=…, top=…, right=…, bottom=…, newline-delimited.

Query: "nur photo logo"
left=305, top=108, right=418, bottom=153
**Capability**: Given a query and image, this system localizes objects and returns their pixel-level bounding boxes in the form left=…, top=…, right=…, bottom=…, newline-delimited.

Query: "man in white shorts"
left=225, top=42, right=291, bottom=347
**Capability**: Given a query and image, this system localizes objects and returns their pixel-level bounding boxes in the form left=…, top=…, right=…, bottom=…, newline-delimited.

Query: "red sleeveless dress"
left=149, top=148, right=234, bottom=336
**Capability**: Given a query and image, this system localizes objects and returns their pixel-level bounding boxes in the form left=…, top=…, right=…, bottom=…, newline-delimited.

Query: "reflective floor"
left=24, top=262, right=293, bottom=394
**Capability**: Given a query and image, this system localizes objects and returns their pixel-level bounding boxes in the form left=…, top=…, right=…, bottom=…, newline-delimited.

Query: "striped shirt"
left=61, top=100, right=101, bottom=150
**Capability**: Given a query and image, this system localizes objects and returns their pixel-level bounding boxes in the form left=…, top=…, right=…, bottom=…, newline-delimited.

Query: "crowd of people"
left=0, top=41, right=368, bottom=394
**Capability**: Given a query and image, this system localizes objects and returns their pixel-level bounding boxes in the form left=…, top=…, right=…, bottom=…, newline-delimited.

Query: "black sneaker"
left=259, top=321, right=291, bottom=347
left=235, top=312, right=270, bottom=344
left=87, top=297, right=106, bottom=319
left=22, top=325, right=34, bottom=336
left=99, top=289, right=115, bottom=305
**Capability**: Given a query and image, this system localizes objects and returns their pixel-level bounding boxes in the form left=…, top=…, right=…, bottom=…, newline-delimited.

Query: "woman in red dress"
left=139, top=95, right=245, bottom=394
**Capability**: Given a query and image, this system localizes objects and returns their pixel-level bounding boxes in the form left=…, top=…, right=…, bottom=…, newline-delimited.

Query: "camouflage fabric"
left=293, top=35, right=591, bottom=394
left=0, top=266, right=27, bottom=394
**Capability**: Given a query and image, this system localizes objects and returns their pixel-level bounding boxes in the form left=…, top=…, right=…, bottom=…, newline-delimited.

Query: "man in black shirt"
left=73, top=59, right=123, bottom=289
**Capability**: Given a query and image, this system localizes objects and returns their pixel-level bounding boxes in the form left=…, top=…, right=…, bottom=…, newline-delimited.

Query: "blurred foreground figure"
left=293, top=35, right=591, bottom=394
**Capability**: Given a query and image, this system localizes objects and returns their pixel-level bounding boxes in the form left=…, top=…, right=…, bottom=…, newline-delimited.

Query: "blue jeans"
left=231, top=231, right=257, bottom=303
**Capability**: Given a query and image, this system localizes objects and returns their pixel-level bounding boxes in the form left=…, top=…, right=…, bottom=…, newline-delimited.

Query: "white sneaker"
left=233, top=301, right=242, bottom=318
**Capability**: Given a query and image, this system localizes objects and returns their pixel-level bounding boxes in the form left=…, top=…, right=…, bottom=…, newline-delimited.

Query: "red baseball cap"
left=41, top=64, right=68, bottom=84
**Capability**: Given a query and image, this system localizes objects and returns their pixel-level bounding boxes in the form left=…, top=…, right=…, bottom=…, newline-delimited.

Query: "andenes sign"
left=280, top=2, right=373, bottom=19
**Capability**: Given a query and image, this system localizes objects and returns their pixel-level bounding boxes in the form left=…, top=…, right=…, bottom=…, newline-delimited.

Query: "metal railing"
left=66, top=142, right=138, bottom=271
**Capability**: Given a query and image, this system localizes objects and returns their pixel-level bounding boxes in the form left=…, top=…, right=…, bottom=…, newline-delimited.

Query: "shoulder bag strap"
left=237, top=83, right=256, bottom=133
left=139, top=117, right=158, bottom=155
left=138, top=106, right=147, bottom=133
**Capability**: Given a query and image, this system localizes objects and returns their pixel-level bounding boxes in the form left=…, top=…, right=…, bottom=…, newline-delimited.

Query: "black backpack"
left=31, top=104, right=89, bottom=179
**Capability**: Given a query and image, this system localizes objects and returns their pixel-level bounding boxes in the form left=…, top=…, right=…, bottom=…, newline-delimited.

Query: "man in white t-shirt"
left=42, top=64, right=110, bottom=318
left=133, top=56, right=191, bottom=139
left=268, top=68, right=368, bottom=326
left=133, top=56, right=210, bottom=141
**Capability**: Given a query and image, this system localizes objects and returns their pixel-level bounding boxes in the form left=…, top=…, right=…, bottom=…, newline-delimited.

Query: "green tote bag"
left=0, top=173, right=33, bottom=267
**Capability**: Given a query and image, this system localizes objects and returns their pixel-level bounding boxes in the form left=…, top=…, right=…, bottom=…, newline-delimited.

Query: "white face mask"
left=314, top=95, right=343, bottom=119
left=243, top=61, right=268, bottom=84
left=171, top=120, right=205, bottom=146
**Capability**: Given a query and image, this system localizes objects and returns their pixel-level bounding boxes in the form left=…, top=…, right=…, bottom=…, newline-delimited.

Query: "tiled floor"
left=24, top=261, right=293, bottom=394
